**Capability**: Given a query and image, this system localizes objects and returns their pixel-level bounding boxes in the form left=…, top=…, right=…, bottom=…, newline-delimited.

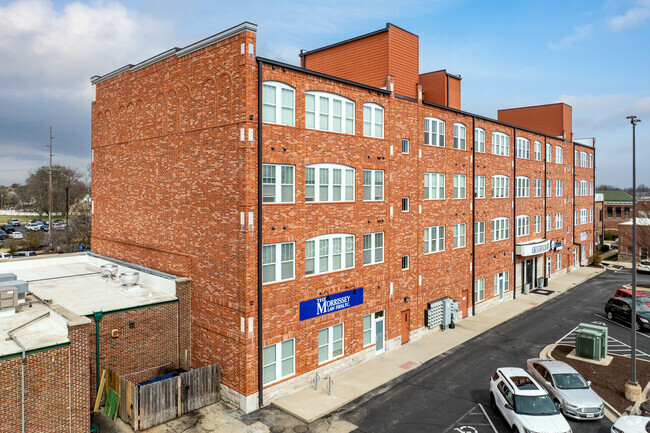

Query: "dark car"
left=40, top=224, right=49, bottom=232
left=0, top=224, right=16, bottom=233
left=0, top=230, right=8, bottom=240
left=605, top=297, right=650, bottom=331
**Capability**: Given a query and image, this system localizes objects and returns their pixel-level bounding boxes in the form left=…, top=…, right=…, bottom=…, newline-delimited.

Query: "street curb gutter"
left=540, top=343, right=621, bottom=423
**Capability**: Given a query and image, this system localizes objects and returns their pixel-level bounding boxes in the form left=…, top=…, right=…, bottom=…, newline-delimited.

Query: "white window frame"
left=515, top=176, right=530, bottom=198
left=589, top=182, right=593, bottom=195
left=424, top=117, right=445, bottom=147
left=425, top=173, right=445, bottom=199
left=516, top=215, right=530, bottom=237
left=534, top=215, right=541, bottom=233
left=475, top=175, right=485, bottom=198
left=475, top=128, right=485, bottom=152
left=262, top=81, right=295, bottom=126
left=589, top=153, right=593, bottom=168
left=546, top=143, right=552, bottom=161
left=580, top=208, right=588, bottom=225
left=491, top=217, right=510, bottom=241
left=363, top=169, right=384, bottom=201
left=453, top=174, right=466, bottom=199
left=494, top=270, right=509, bottom=294
left=262, top=164, right=295, bottom=203
left=402, top=255, right=410, bottom=270
left=516, top=137, right=530, bottom=159
left=492, top=175, right=509, bottom=198
left=262, top=242, right=295, bottom=284
left=363, top=103, right=384, bottom=138
left=580, top=180, right=588, bottom=197
left=475, top=221, right=485, bottom=244
left=546, top=179, right=552, bottom=197
left=575, top=150, right=580, bottom=166
left=453, top=223, right=466, bottom=248
left=555, top=212, right=563, bottom=229
left=363, top=311, right=384, bottom=347
left=534, top=178, right=541, bottom=197
left=534, top=141, right=542, bottom=161
left=546, top=213, right=552, bottom=231
left=305, top=163, right=354, bottom=203
left=402, top=138, right=409, bottom=154
left=492, top=132, right=510, bottom=156
left=262, top=339, right=295, bottom=385
left=580, top=151, right=588, bottom=167
left=305, top=91, right=354, bottom=134
left=474, top=278, right=485, bottom=302
left=575, top=181, right=580, bottom=196
left=556, top=253, right=562, bottom=270
left=555, top=146, right=563, bottom=164
left=305, top=234, right=354, bottom=276
left=363, top=232, right=384, bottom=266
left=318, top=323, right=344, bottom=364
left=555, top=180, right=563, bottom=197
left=424, top=225, right=445, bottom=254
left=589, top=208, right=593, bottom=223
left=454, top=123, right=466, bottom=150
left=402, top=197, right=409, bottom=212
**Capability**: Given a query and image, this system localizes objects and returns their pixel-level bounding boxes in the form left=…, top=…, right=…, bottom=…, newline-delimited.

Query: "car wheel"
left=512, top=426, right=520, bottom=433
left=490, top=393, right=497, bottom=412
left=636, top=322, right=641, bottom=332
left=607, top=311, right=613, bottom=320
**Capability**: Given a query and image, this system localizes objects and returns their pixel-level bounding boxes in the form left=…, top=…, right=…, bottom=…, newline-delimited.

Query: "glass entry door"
left=374, top=311, right=385, bottom=354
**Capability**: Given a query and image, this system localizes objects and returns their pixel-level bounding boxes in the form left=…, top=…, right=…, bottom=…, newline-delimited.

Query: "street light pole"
left=627, top=115, right=641, bottom=389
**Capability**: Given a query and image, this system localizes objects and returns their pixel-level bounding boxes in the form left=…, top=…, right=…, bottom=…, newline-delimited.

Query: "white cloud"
left=548, top=24, right=593, bottom=50
left=609, top=0, right=650, bottom=31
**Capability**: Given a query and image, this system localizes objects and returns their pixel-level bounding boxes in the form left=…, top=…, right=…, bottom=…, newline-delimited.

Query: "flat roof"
left=0, top=303, right=69, bottom=358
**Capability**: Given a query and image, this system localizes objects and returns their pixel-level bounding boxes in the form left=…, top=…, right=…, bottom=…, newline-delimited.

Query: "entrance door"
left=525, top=259, right=534, bottom=286
left=401, top=310, right=410, bottom=344
left=495, top=273, right=505, bottom=300
left=375, top=311, right=385, bottom=354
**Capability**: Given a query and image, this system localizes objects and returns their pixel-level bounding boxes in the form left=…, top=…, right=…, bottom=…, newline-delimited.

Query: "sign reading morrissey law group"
left=299, top=288, right=363, bottom=321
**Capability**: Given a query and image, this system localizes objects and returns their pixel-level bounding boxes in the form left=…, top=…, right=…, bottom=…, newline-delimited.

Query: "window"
left=262, top=164, right=294, bottom=203
left=262, top=81, right=294, bottom=126
left=616, top=207, right=621, bottom=218
left=363, top=169, right=384, bottom=201
left=575, top=150, right=579, bottom=166
left=534, top=179, right=541, bottom=197
left=492, top=217, right=510, bottom=241
left=453, top=223, right=466, bottom=248
left=363, top=103, right=384, bottom=138
left=363, top=311, right=383, bottom=346
left=402, top=255, right=409, bottom=270
left=546, top=143, right=552, bottom=161
left=574, top=210, right=579, bottom=226
left=580, top=208, right=588, bottom=225
left=262, top=339, right=294, bottom=385
left=580, top=180, right=588, bottom=196
left=546, top=213, right=552, bottom=231
left=515, top=176, right=530, bottom=198
left=492, top=132, right=509, bottom=156
left=534, top=141, right=541, bottom=161
left=305, top=91, right=354, bottom=134
left=580, top=151, right=588, bottom=167
left=546, top=257, right=551, bottom=275
left=516, top=215, right=530, bottom=237
left=305, top=234, right=354, bottom=276
left=475, top=128, right=485, bottom=152
left=494, top=271, right=509, bottom=294
left=453, top=174, right=466, bottom=199
left=424, top=173, right=445, bottom=199
left=474, top=278, right=485, bottom=302
left=589, top=153, right=593, bottom=168
left=589, top=208, right=593, bottom=223
left=318, top=324, right=344, bottom=363
left=424, top=225, right=445, bottom=253
left=607, top=207, right=613, bottom=218
left=262, top=242, right=295, bottom=284
left=555, top=180, right=563, bottom=197
left=575, top=181, right=580, bottom=196
left=363, top=232, right=384, bottom=265
left=589, top=182, right=593, bottom=195
left=424, top=117, right=445, bottom=147
left=475, top=221, right=485, bottom=244
left=534, top=215, right=541, bottom=233
left=402, top=138, right=409, bottom=154
left=555, top=212, right=563, bottom=229
left=516, top=137, right=530, bottom=159
left=453, top=123, right=466, bottom=150
left=546, top=179, right=552, bottom=197
left=402, top=197, right=409, bottom=212
left=555, top=146, right=563, bottom=164
left=305, top=164, right=354, bottom=202
left=556, top=253, right=562, bottom=270
left=589, top=243, right=593, bottom=257
left=625, top=208, right=630, bottom=219
left=475, top=175, right=485, bottom=198
left=492, top=175, right=509, bottom=198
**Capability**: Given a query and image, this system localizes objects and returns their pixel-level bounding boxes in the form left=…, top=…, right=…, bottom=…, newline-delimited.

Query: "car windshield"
left=513, top=394, right=558, bottom=416
left=637, top=302, right=650, bottom=312
left=553, top=373, right=588, bottom=390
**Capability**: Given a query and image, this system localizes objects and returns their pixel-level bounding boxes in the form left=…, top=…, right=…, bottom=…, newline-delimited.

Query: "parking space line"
left=477, top=403, right=498, bottom=433
left=593, top=314, right=650, bottom=340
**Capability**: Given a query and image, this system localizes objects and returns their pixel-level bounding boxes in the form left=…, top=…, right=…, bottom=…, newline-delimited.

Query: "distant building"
left=598, top=190, right=633, bottom=236
left=595, top=192, right=604, bottom=246
left=618, top=218, right=650, bottom=261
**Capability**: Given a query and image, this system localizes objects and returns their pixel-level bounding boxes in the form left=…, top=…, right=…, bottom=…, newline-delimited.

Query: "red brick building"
left=90, top=22, right=597, bottom=411
left=598, top=189, right=633, bottom=236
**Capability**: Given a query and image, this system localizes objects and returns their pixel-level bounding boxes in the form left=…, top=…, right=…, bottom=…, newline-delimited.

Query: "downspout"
left=257, top=58, right=264, bottom=409
left=544, top=140, right=548, bottom=279
left=471, top=116, right=476, bottom=316
left=8, top=312, right=51, bottom=433
left=593, top=140, right=596, bottom=247
left=513, top=127, right=517, bottom=299
left=573, top=141, right=576, bottom=267
left=93, top=311, right=103, bottom=391
left=446, top=74, right=449, bottom=107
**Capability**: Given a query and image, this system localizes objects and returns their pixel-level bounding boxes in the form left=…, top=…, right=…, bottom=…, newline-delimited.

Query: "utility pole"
left=48, top=126, right=54, bottom=246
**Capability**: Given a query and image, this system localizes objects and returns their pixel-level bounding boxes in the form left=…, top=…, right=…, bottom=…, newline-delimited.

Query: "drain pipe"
left=93, top=311, right=103, bottom=391
left=8, top=312, right=51, bottom=433
left=471, top=116, right=476, bottom=317
left=257, top=58, right=264, bottom=409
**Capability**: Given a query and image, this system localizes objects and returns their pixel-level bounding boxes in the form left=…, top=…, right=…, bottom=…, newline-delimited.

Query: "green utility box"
left=575, top=329, right=603, bottom=361
left=577, top=323, right=608, bottom=359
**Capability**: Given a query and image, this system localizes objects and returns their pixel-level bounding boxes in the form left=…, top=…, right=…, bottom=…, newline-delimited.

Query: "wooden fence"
left=104, top=363, right=220, bottom=431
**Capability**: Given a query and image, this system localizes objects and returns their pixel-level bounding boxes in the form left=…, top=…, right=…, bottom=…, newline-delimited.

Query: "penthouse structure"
left=90, top=22, right=597, bottom=411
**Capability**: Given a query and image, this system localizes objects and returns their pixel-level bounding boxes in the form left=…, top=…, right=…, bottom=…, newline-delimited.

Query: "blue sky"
left=0, top=0, right=648, bottom=187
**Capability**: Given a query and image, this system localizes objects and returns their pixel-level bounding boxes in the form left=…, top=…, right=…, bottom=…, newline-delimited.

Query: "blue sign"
left=299, top=288, right=364, bottom=321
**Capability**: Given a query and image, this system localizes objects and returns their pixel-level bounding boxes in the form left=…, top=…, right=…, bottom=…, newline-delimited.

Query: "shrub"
left=24, top=231, right=43, bottom=250
left=590, top=252, right=602, bottom=266
left=600, top=244, right=610, bottom=253
left=604, top=233, right=615, bottom=241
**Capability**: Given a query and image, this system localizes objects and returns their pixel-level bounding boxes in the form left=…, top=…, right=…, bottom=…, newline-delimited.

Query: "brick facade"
left=90, top=22, right=596, bottom=410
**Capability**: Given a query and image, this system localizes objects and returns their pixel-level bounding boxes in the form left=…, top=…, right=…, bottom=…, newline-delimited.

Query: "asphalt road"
left=328, top=269, right=650, bottom=433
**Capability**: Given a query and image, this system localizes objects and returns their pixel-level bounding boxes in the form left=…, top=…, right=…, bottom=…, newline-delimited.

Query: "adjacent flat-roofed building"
left=598, top=189, right=633, bottom=235
left=90, top=22, right=597, bottom=411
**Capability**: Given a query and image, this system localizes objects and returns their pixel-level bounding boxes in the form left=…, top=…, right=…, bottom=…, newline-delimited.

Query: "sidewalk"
left=273, top=265, right=606, bottom=423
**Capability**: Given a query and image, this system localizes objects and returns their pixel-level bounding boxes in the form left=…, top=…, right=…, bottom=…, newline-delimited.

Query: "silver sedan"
left=526, top=358, right=604, bottom=420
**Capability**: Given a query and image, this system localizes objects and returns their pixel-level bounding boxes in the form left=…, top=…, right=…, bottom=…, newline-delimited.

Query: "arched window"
left=263, top=81, right=295, bottom=126
left=424, top=117, right=445, bottom=147
left=363, top=103, right=384, bottom=138
left=492, top=175, right=509, bottom=198
left=492, top=132, right=509, bottom=156
left=491, top=217, right=510, bottom=241
left=453, top=123, right=466, bottom=150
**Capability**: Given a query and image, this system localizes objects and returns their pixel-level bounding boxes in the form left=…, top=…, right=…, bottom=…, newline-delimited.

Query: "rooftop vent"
left=120, top=272, right=140, bottom=287
left=0, top=286, right=18, bottom=310
left=101, top=264, right=118, bottom=279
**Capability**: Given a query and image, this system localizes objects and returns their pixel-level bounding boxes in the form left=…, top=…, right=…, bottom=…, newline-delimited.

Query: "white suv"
left=489, top=367, right=572, bottom=433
